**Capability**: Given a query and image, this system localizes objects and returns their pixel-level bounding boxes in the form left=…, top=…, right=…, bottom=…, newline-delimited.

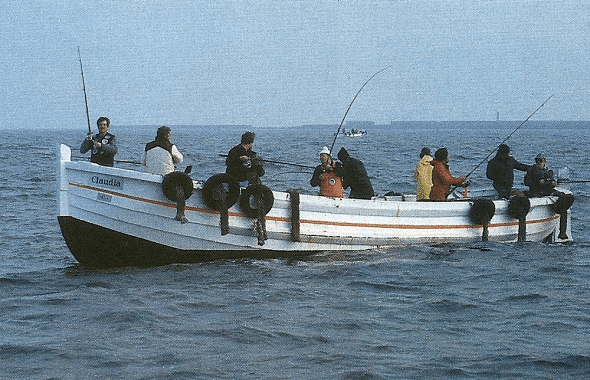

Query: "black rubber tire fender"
left=508, top=195, right=531, bottom=219
left=551, top=193, right=574, bottom=214
left=469, top=198, right=496, bottom=225
left=201, top=173, right=240, bottom=211
left=162, top=171, right=193, bottom=202
left=239, top=183, right=274, bottom=218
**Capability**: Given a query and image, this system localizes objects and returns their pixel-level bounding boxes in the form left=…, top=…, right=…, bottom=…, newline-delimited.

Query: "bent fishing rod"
left=463, top=94, right=554, bottom=180
left=218, top=154, right=315, bottom=169
left=329, top=66, right=390, bottom=153
left=78, top=47, right=92, bottom=134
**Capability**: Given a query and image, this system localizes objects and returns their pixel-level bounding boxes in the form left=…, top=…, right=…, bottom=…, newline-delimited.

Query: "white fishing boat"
left=343, top=128, right=367, bottom=137
left=57, top=144, right=574, bottom=268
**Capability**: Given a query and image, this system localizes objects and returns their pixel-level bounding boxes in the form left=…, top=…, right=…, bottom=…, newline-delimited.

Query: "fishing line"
left=464, top=94, right=554, bottom=179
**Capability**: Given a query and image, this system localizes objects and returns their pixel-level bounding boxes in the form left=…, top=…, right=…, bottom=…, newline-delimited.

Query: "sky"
left=1, top=1, right=589, bottom=129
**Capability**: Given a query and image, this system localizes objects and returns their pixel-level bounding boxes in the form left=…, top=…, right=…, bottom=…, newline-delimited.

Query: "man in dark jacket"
left=486, top=144, right=530, bottom=198
left=524, top=154, right=557, bottom=197
left=337, top=147, right=374, bottom=199
left=225, top=131, right=264, bottom=184
left=80, top=116, right=118, bottom=167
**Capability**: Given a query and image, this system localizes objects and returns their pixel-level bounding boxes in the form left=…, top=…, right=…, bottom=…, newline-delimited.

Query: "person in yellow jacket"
left=310, top=146, right=344, bottom=197
left=414, top=147, right=433, bottom=200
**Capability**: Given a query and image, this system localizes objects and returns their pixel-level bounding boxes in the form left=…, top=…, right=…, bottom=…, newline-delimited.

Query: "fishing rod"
left=72, top=155, right=142, bottom=165
left=78, top=47, right=92, bottom=134
left=463, top=94, right=554, bottom=179
left=558, top=179, right=590, bottom=184
left=219, top=154, right=314, bottom=169
left=329, top=66, right=390, bottom=153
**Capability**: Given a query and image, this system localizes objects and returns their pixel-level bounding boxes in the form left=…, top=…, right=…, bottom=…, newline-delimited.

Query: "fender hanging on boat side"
left=551, top=192, right=574, bottom=214
left=162, top=171, right=193, bottom=202
left=508, top=194, right=530, bottom=242
left=508, top=195, right=531, bottom=219
left=469, top=198, right=495, bottom=242
left=551, top=192, right=574, bottom=240
left=201, top=173, right=240, bottom=211
left=239, top=183, right=274, bottom=218
left=469, top=198, right=496, bottom=225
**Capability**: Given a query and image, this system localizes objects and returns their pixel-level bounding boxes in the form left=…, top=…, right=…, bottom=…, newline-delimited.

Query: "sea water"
left=1, top=122, right=589, bottom=379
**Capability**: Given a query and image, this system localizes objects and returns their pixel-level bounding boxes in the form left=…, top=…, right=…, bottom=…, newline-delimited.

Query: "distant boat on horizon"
left=343, top=128, right=367, bottom=137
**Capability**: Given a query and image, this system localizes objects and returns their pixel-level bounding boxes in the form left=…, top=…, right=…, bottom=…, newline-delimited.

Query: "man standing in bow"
left=80, top=116, right=118, bottom=167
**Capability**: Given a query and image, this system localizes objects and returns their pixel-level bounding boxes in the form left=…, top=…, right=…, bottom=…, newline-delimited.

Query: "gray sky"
left=1, top=1, right=589, bottom=129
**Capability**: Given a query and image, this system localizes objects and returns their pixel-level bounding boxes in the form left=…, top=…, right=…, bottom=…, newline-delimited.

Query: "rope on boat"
left=287, top=189, right=301, bottom=242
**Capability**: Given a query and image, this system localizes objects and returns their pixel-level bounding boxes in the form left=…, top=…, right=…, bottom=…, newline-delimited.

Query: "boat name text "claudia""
left=91, top=175, right=124, bottom=189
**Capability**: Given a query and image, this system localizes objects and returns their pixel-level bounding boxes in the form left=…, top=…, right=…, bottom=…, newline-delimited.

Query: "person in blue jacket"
left=486, top=144, right=530, bottom=198
left=337, top=147, right=374, bottom=200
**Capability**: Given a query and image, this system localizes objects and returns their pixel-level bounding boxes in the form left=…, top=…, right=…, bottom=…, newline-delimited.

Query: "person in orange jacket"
left=310, top=146, right=343, bottom=197
left=430, top=148, right=467, bottom=201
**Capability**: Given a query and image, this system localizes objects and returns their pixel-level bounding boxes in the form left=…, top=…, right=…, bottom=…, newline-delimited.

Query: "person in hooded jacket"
left=337, top=147, right=374, bottom=200
left=143, top=126, right=183, bottom=175
left=414, top=147, right=433, bottom=200
left=486, top=144, right=530, bottom=199
left=430, top=147, right=467, bottom=201
left=80, top=116, right=118, bottom=167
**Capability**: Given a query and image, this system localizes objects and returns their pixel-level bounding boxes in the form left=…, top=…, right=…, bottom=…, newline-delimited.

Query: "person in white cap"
left=310, top=146, right=343, bottom=197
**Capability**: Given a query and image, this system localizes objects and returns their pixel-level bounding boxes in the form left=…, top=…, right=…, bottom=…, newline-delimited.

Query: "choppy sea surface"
left=1, top=121, right=590, bottom=379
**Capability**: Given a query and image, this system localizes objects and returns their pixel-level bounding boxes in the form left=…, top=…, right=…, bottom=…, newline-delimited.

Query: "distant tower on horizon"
left=496, top=110, right=500, bottom=121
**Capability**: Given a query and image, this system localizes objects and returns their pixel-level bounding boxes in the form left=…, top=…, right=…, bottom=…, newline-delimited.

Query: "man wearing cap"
left=226, top=131, right=264, bottom=184
left=524, top=154, right=557, bottom=197
left=310, top=146, right=343, bottom=197
left=337, top=147, right=374, bottom=200
left=486, top=144, right=530, bottom=199
left=80, top=116, right=118, bottom=167
left=414, top=147, right=433, bottom=200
